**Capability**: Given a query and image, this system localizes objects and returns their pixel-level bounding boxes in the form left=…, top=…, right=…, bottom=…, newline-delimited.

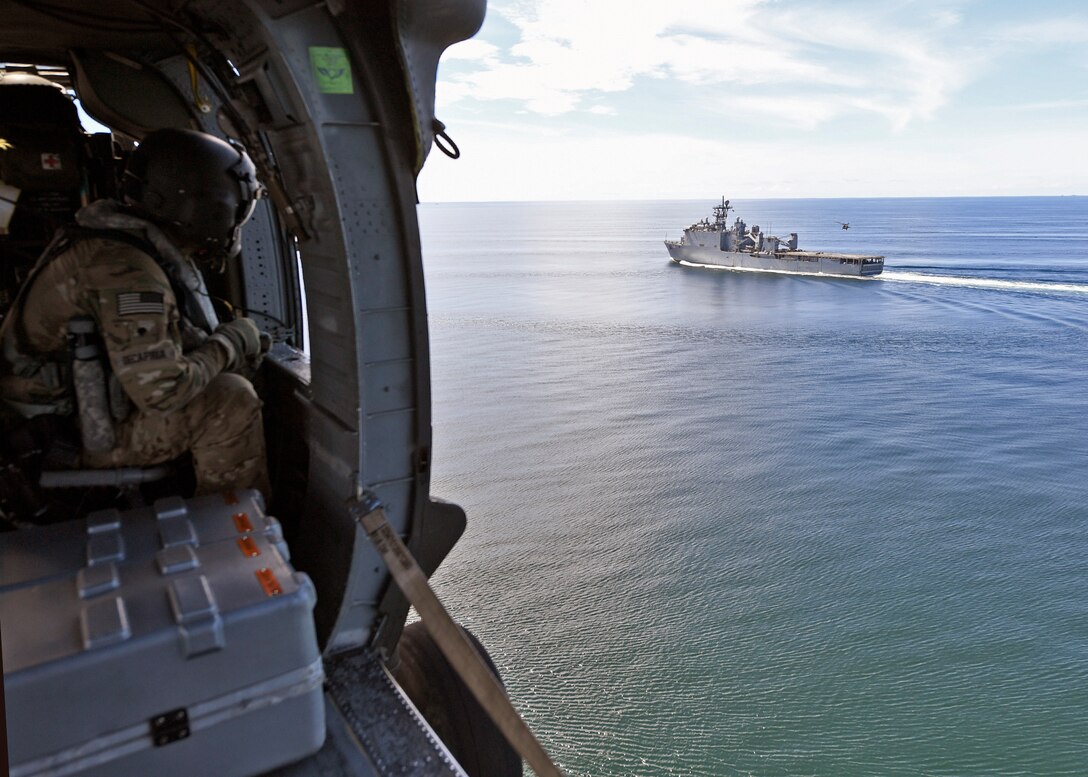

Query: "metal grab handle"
left=39, top=467, right=171, bottom=489
left=432, top=119, right=461, bottom=160
left=353, top=495, right=565, bottom=777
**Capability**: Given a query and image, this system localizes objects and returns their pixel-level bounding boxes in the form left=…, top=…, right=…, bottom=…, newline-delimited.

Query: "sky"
left=416, top=0, right=1088, bottom=202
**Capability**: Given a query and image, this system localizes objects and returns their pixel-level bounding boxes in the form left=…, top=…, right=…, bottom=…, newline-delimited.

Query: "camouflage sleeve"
left=81, top=243, right=232, bottom=413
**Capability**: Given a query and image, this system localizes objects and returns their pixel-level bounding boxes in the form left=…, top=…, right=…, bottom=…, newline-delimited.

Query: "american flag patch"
left=116, top=291, right=165, bottom=316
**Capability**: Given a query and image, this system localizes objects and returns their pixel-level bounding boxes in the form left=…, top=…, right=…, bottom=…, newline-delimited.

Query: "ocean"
left=417, top=197, right=1088, bottom=777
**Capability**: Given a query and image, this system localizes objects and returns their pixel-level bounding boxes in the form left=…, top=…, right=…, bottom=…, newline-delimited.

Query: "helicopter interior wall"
left=70, top=50, right=197, bottom=139
left=185, top=1, right=433, bottom=654
left=0, top=0, right=481, bottom=663
left=0, top=4, right=396, bottom=654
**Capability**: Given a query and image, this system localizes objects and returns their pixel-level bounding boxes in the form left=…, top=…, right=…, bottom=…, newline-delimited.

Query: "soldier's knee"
left=204, top=373, right=262, bottom=417
left=184, top=374, right=263, bottom=445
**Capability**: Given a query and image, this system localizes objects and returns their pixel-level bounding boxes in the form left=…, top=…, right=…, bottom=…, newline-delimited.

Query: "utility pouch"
left=68, top=316, right=115, bottom=454
left=107, top=371, right=131, bottom=423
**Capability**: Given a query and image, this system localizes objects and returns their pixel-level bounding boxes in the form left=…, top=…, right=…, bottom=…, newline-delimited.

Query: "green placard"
left=309, top=46, right=354, bottom=94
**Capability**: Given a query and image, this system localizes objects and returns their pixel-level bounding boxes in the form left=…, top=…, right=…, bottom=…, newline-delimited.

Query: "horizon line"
left=418, top=193, right=1087, bottom=205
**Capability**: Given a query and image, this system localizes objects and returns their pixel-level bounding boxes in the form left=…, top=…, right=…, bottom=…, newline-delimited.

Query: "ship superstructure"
left=665, top=197, right=884, bottom=277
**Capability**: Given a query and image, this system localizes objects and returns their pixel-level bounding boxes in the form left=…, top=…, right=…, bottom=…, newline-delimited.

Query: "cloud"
left=652, top=33, right=859, bottom=89
left=438, top=0, right=980, bottom=129
left=725, top=94, right=845, bottom=130
left=984, top=17, right=1088, bottom=45
left=424, top=2, right=1087, bottom=201
left=417, top=120, right=1088, bottom=202
left=1001, top=98, right=1088, bottom=112
left=441, top=39, right=501, bottom=62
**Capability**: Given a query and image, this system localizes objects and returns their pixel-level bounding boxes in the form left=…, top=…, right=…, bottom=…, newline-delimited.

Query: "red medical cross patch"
left=40, top=153, right=62, bottom=170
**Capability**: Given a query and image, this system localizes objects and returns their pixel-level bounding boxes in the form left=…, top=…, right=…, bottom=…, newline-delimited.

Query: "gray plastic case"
left=1, top=494, right=325, bottom=777
left=0, top=489, right=287, bottom=592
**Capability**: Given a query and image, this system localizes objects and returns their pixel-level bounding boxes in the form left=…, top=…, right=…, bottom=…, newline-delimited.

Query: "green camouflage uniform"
left=0, top=234, right=269, bottom=496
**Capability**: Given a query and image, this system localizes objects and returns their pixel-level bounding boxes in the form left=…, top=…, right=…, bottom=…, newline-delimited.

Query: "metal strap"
left=353, top=495, right=565, bottom=777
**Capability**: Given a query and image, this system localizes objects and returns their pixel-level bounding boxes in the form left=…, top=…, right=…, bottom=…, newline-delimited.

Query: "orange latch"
left=255, top=568, right=283, bottom=597
left=232, top=512, right=254, bottom=533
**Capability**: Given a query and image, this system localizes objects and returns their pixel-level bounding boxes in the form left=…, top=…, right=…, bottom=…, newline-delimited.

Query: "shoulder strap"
left=89, top=229, right=215, bottom=334
left=34, top=224, right=209, bottom=331
left=3, top=225, right=86, bottom=354
left=0, top=226, right=80, bottom=395
left=4, top=226, right=182, bottom=357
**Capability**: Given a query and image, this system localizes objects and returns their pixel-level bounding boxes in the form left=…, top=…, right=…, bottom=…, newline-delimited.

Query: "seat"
left=0, top=71, right=88, bottom=320
left=0, top=75, right=170, bottom=526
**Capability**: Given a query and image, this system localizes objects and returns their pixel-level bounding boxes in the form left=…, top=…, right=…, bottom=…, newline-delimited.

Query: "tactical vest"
left=0, top=225, right=210, bottom=417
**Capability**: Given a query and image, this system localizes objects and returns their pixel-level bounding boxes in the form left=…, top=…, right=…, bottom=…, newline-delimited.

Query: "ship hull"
left=666, top=241, right=884, bottom=277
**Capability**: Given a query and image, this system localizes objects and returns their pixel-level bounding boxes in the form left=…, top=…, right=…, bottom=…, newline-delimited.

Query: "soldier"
left=0, top=128, right=270, bottom=496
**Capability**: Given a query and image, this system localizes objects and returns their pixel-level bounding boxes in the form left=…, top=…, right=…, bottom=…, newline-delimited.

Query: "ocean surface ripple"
left=419, top=197, right=1088, bottom=777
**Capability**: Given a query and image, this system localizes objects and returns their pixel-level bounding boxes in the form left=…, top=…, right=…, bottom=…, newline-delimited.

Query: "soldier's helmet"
left=120, top=128, right=264, bottom=261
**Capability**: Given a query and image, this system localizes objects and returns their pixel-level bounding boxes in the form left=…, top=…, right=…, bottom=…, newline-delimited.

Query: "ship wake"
left=676, top=260, right=1088, bottom=295
left=879, top=271, right=1088, bottom=295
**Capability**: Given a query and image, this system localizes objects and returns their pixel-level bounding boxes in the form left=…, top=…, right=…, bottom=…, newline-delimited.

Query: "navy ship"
left=666, top=197, right=884, bottom=277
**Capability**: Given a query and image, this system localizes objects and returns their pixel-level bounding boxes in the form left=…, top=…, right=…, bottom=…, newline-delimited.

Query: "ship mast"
left=712, top=196, right=732, bottom=229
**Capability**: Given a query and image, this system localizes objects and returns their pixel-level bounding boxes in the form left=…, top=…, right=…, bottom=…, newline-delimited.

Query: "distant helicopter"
left=837, top=222, right=850, bottom=230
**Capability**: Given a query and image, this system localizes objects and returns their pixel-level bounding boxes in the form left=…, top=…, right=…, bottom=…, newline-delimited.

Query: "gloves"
left=248, top=331, right=274, bottom=374
left=210, top=318, right=263, bottom=372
